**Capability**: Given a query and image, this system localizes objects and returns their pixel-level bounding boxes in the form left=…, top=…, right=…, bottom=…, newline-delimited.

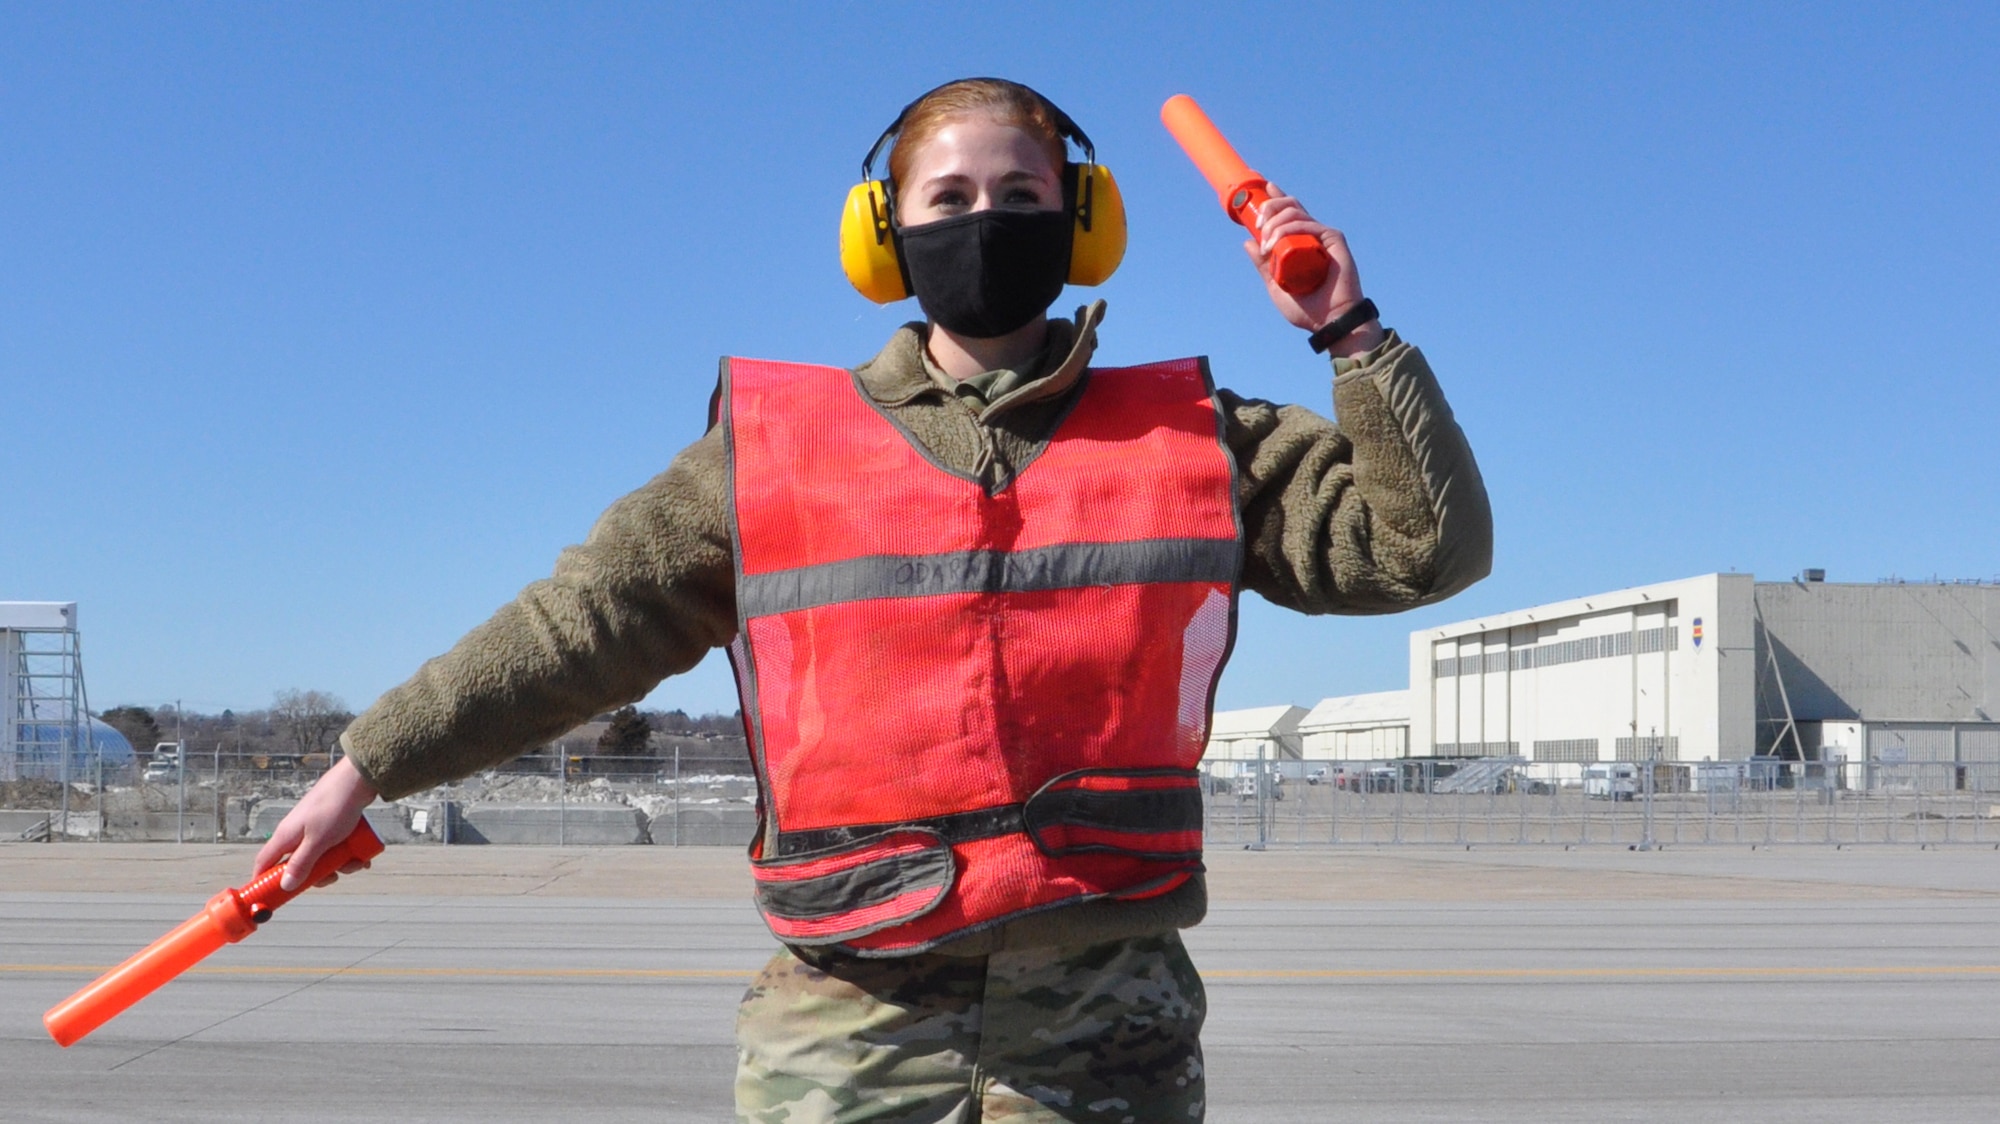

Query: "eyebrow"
left=918, top=169, right=1055, bottom=191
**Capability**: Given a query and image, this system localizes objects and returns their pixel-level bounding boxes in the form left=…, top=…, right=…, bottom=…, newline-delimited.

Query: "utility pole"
left=175, top=699, right=186, bottom=844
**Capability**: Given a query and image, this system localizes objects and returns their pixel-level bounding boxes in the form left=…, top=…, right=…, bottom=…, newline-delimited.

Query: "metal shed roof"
left=1300, top=690, right=1410, bottom=731
left=1208, top=705, right=1307, bottom=739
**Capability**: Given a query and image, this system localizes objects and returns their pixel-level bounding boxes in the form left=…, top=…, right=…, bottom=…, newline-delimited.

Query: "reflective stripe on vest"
left=723, top=355, right=1240, bottom=955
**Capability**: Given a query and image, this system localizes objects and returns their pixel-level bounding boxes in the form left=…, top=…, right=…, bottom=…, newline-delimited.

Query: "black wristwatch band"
left=1307, top=298, right=1380, bottom=354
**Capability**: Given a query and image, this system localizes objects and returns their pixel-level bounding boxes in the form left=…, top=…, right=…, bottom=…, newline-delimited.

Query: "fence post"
left=1327, top=767, right=1338, bottom=845
left=1638, top=753, right=1657, bottom=851
left=1296, top=760, right=1306, bottom=848
left=1943, top=765, right=1955, bottom=845
left=1972, top=765, right=1982, bottom=844
left=1800, top=764, right=1816, bottom=844
left=1391, top=764, right=1404, bottom=845
left=1975, top=762, right=1986, bottom=846
left=1421, top=762, right=1435, bottom=844
left=1250, top=745, right=1268, bottom=851
left=1454, top=763, right=1467, bottom=846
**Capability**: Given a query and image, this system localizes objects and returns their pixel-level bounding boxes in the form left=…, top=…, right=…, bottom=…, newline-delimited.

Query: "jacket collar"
left=855, top=300, right=1105, bottom=422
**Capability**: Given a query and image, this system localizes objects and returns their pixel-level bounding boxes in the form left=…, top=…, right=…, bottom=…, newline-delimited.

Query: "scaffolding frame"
left=2, top=604, right=98, bottom=833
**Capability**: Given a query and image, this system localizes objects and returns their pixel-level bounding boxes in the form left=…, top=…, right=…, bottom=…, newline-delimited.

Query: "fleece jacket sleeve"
left=1225, top=331, right=1492, bottom=615
left=340, top=427, right=738, bottom=801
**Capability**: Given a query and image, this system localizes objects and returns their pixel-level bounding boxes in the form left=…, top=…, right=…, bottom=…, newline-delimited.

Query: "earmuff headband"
left=860, top=78, right=1099, bottom=186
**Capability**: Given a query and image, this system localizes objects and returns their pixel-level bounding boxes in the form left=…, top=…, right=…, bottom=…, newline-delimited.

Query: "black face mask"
left=896, top=209, right=1072, bottom=339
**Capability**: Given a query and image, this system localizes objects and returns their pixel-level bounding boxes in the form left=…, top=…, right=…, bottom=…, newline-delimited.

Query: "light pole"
left=174, top=699, right=187, bottom=844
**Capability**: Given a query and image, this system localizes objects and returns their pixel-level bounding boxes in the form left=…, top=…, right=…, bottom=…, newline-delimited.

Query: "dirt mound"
left=0, top=779, right=95, bottom=810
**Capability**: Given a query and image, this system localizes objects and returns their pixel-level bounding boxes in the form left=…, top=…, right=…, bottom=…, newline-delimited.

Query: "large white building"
left=1413, top=573, right=2000, bottom=775
left=1413, top=573, right=1749, bottom=766
left=1208, top=573, right=2000, bottom=783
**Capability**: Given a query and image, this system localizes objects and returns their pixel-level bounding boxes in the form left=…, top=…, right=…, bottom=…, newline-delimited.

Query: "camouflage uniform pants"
left=734, top=932, right=1206, bottom=1123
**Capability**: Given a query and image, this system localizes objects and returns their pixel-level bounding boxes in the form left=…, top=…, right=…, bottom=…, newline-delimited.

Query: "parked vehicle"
left=141, top=742, right=184, bottom=783
left=1233, top=772, right=1284, bottom=801
left=1336, top=766, right=1398, bottom=793
left=1506, top=771, right=1556, bottom=795
left=1582, top=762, right=1640, bottom=800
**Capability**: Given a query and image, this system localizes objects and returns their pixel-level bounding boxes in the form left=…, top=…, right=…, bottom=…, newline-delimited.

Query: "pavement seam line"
left=102, top=938, right=408, bottom=1072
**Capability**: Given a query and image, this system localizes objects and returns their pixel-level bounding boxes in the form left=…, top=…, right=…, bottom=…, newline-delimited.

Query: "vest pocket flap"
left=1023, top=768, right=1205, bottom=861
left=750, top=829, right=955, bottom=945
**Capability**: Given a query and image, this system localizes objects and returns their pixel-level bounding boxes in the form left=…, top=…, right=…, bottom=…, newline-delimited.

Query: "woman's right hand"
left=253, top=754, right=381, bottom=891
left=1243, top=191, right=1385, bottom=358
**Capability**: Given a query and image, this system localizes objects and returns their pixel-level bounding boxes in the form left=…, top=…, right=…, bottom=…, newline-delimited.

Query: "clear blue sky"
left=4, top=2, right=1996, bottom=720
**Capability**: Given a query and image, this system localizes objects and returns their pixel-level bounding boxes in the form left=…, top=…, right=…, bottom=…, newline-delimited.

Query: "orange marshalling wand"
left=43, top=818, right=384, bottom=1047
left=1160, top=94, right=1330, bottom=295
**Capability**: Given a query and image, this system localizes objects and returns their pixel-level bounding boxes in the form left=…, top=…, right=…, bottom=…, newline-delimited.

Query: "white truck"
left=141, top=742, right=185, bottom=783
left=1582, top=762, right=1640, bottom=801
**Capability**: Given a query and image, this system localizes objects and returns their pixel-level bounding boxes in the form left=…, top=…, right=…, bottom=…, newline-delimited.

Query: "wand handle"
left=44, top=818, right=384, bottom=1047
left=1161, top=94, right=1330, bottom=295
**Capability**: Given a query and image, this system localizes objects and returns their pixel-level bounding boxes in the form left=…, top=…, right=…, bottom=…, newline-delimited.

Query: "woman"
left=260, top=78, right=1490, bottom=1121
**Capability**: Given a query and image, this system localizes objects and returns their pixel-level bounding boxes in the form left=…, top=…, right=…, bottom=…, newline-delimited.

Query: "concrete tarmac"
left=4, top=844, right=1999, bottom=1122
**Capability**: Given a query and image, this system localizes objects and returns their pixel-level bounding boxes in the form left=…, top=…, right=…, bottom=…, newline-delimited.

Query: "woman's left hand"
left=1243, top=191, right=1385, bottom=358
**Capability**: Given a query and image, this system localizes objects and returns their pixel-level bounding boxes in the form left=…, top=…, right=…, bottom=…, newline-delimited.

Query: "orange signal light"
left=44, top=819, right=384, bottom=1047
left=1161, top=94, right=1330, bottom=295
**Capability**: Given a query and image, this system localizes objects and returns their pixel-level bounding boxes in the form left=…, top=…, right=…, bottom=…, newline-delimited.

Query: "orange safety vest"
left=722, top=355, right=1240, bottom=955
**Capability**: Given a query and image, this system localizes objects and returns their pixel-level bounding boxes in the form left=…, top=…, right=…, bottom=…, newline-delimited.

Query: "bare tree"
left=271, top=689, right=352, bottom=758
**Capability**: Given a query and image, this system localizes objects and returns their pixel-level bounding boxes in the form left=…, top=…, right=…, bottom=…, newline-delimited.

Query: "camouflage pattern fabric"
left=735, top=933, right=1206, bottom=1123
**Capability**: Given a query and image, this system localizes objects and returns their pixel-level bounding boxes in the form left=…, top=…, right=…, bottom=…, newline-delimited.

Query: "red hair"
left=886, top=79, right=1069, bottom=188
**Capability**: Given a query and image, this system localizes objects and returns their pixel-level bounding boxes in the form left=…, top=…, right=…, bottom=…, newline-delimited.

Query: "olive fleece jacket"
left=340, top=300, right=1491, bottom=953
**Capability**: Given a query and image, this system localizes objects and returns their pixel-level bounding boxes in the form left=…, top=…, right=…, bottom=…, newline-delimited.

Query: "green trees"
left=597, top=706, right=654, bottom=758
left=100, top=706, right=162, bottom=751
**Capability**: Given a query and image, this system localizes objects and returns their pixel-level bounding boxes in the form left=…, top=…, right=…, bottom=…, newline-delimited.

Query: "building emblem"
left=1692, top=618, right=1703, bottom=650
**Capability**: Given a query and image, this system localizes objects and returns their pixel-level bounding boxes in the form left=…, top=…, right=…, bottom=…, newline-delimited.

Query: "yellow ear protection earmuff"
left=839, top=81, right=1127, bottom=304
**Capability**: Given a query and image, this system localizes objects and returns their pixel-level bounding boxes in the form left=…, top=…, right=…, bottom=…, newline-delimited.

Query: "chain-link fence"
left=0, top=747, right=761, bottom=846
left=8, top=753, right=1999, bottom=847
left=1202, top=758, right=2000, bottom=848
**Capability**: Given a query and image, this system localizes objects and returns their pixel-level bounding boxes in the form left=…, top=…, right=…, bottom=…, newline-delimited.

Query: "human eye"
left=928, top=188, right=970, bottom=213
